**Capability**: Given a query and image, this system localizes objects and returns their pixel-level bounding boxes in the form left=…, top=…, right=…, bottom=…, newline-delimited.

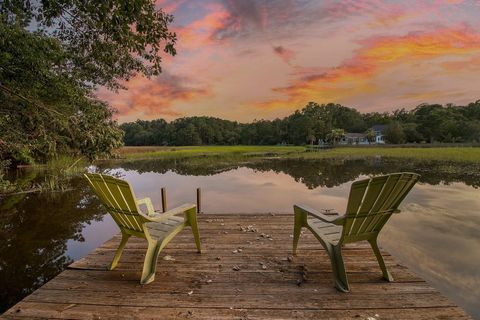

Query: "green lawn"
left=118, top=145, right=480, bottom=163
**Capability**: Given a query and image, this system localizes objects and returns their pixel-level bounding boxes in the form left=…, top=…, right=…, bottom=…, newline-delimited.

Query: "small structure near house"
left=317, top=138, right=329, bottom=148
left=371, top=124, right=386, bottom=144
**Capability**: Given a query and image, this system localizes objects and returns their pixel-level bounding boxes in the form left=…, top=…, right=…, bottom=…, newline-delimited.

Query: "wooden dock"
left=2, top=214, right=471, bottom=319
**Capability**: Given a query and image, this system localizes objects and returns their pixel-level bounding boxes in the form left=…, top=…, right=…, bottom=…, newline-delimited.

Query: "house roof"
left=344, top=133, right=366, bottom=138
left=371, top=124, right=387, bottom=132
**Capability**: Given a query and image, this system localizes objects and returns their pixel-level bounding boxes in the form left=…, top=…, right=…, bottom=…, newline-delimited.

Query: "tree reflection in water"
left=0, top=177, right=104, bottom=312
left=106, top=157, right=480, bottom=189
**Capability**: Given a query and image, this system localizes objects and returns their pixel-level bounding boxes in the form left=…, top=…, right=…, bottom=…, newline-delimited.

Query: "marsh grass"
left=296, top=147, right=480, bottom=162
left=120, top=145, right=306, bottom=160
left=42, top=155, right=87, bottom=174
left=31, top=156, right=87, bottom=192
left=118, top=145, right=480, bottom=163
left=0, top=156, right=88, bottom=195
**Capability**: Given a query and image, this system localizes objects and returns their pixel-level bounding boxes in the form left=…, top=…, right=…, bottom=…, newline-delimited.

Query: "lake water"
left=1, top=157, right=479, bottom=318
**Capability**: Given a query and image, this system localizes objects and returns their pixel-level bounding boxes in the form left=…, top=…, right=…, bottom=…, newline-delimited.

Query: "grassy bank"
left=298, top=147, right=480, bottom=162
left=119, top=145, right=306, bottom=159
left=118, top=145, right=480, bottom=163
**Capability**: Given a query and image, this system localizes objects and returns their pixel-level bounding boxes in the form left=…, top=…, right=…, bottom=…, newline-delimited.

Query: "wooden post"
left=196, top=188, right=201, bottom=213
left=161, top=187, right=167, bottom=212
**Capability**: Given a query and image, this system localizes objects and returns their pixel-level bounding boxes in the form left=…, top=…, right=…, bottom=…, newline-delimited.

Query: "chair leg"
left=109, top=231, right=131, bottom=270
left=330, top=245, right=350, bottom=292
left=140, top=240, right=161, bottom=284
left=186, top=208, right=201, bottom=253
left=369, top=238, right=394, bottom=282
left=293, top=207, right=307, bottom=255
left=293, top=217, right=302, bottom=256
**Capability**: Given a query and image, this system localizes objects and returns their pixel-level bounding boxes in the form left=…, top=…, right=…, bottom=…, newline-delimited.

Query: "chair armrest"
left=294, top=204, right=345, bottom=225
left=137, top=197, right=155, bottom=216
left=146, top=203, right=197, bottom=222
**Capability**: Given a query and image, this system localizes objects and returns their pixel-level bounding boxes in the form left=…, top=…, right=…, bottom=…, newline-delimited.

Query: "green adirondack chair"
left=293, top=172, right=420, bottom=292
left=84, top=173, right=201, bottom=284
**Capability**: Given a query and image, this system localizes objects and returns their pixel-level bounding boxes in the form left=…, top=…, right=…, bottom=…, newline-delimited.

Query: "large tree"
left=1, top=0, right=176, bottom=89
left=384, top=122, right=406, bottom=144
left=0, top=1, right=177, bottom=163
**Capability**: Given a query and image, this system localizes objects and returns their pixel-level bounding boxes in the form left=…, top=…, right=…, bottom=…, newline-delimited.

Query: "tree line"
left=121, top=101, right=480, bottom=146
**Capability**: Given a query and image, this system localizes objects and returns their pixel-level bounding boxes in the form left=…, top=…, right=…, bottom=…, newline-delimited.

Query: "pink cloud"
left=97, top=73, right=211, bottom=121
left=174, top=6, right=231, bottom=49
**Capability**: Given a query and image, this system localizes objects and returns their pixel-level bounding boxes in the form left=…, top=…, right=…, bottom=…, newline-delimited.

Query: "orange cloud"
left=257, top=27, right=480, bottom=110
left=174, top=5, right=231, bottom=49
left=97, top=73, right=211, bottom=121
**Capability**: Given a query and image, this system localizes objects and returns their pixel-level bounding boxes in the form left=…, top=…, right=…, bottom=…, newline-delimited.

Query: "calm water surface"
left=1, top=158, right=479, bottom=317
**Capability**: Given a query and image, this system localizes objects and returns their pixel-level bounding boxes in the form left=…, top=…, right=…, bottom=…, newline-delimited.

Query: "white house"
left=339, top=133, right=370, bottom=145
left=336, top=125, right=386, bottom=145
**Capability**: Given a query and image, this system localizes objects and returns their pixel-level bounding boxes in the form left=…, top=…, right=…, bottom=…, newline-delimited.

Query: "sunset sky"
left=97, top=0, right=480, bottom=123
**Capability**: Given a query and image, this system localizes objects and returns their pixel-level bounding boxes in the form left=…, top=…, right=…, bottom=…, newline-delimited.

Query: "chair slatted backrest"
left=341, top=173, right=419, bottom=243
left=84, top=173, right=146, bottom=233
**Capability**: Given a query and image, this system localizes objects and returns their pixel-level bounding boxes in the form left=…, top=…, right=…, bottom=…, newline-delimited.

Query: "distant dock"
left=2, top=214, right=471, bottom=319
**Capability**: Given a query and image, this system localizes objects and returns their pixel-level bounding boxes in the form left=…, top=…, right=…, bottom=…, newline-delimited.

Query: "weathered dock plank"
left=2, top=214, right=471, bottom=319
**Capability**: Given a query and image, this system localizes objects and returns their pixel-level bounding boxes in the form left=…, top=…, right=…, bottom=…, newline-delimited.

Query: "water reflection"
left=110, top=157, right=480, bottom=189
left=0, top=157, right=479, bottom=318
left=382, top=183, right=480, bottom=318
left=0, top=178, right=106, bottom=312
